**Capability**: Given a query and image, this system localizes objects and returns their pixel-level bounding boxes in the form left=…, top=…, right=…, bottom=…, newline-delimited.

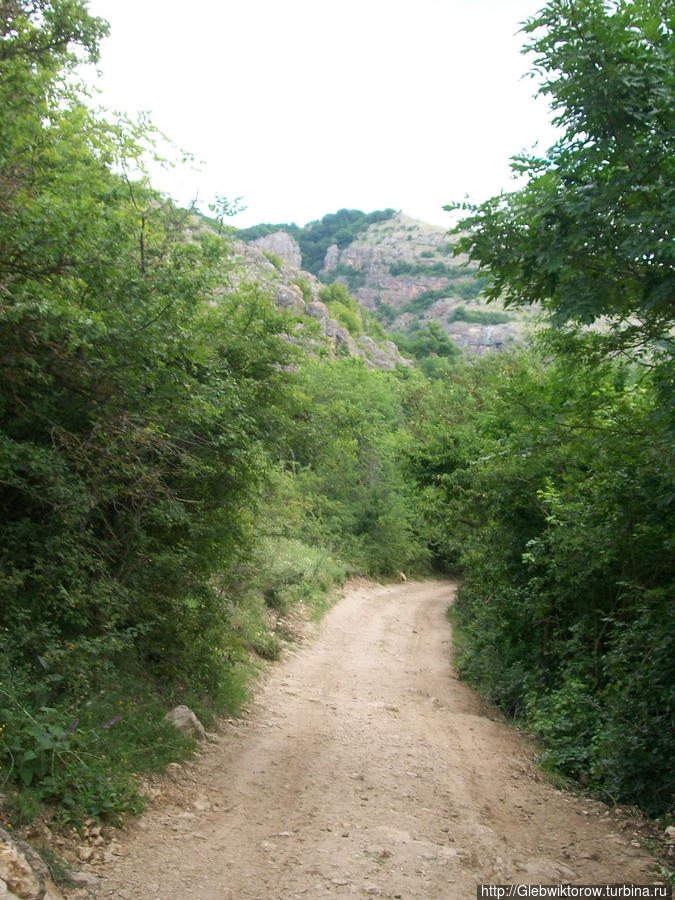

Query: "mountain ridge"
left=235, top=210, right=534, bottom=357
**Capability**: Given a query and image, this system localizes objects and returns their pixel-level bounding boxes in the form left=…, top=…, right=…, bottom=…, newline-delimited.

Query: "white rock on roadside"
left=0, top=826, right=65, bottom=899
left=164, top=705, right=207, bottom=740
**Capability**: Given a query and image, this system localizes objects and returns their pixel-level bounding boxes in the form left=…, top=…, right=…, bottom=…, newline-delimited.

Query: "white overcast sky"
left=84, top=0, right=558, bottom=228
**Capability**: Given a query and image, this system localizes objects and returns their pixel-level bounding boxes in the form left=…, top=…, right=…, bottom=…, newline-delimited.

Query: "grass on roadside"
left=0, top=538, right=347, bottom=829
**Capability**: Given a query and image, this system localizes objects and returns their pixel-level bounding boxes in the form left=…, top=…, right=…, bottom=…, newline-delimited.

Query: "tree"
left=272, top=357, right=430, bottom=577
left=406, top=344, right=674, bottom=814
left=0, top=0, right=311, bottom=820
left=426, top=0, right=675, bottom=815
left=451, top=0, right=674, bottom=357
left=0, top=0, right=301, bottom=714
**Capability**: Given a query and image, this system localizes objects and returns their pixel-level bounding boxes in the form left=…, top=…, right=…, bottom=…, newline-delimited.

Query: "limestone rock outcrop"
left=0, top=827, right=64, bottom=900
left=230, top=210, right=532, bottom=360
left=323, top=243, right=339, bottom=272
left=319, top=212, right=528, bottom=356
left=165, top=706, right=207, bottom=741
left=226, top=239, right=411, bottom=371
left=250, top=232, right=302, bottom=269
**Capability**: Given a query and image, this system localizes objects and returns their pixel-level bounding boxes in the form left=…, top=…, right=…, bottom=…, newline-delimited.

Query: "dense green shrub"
left=319, top=283, right=363, bottom=336
left=275, top=358, right=431, bottom=577
left=293, top=276, right=314, bottom=303
left=447, top=304, right=511, bottom=325
left=263, top=250, right=284, bottom=269
left=0, top=668, right=195, bottom=824
left=0, top=0, right=304, bottom=820
left=428, top=0, right=675, bottom=818
left=407, top=345, right=674, bottom=814
left=390, top=322, right=461, bottom=363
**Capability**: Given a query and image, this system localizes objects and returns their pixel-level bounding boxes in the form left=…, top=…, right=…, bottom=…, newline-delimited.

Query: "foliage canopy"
left=407, top=343, right=674, bottom=814
left=429, top=0, right=675, bottom=816
left=451, top=0, right=674, bottom=358
left=0, top=0, right=307, bottom=820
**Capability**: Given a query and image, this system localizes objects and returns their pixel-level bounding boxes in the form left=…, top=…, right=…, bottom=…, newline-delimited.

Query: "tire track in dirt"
left=68, top=580, right=656, bottom=899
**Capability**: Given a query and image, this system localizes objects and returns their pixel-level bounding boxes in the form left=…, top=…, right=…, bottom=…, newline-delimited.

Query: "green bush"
left=272, top=358, right=431, bottom=578
left=391, top=322, right=460, bottom=362
left=447, top=304, right=511, bottom=325
left=294, top=276, right=314, bottom=304
left=407, top=344, right=675, bottom=815
left=590, top=596, right=675, bottom=814
left=263, top=250, right=284, bottom=270
left=0, top=675, right=194, bottom=824
left=319, top=283, right=363, bottom=336
left=432, top=0, right=674, bottom=817
left=0, top=0, right=305, bottom=824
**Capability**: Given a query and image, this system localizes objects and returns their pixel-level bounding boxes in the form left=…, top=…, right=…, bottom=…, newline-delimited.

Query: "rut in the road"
left=67, top=580, right=656, bottom=900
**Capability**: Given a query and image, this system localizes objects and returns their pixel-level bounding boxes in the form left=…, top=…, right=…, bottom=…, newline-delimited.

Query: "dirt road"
left=71, top=580, right=656, bottom=899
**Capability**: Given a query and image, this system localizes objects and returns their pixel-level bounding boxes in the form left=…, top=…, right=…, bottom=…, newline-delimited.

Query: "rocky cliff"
left=250, top=231, right=302, bottom=269
left=321, top=212, right=530, bottom=355
left=226, top=235, right=410, bottom=371
left=236, top=211, right=534, bottom=357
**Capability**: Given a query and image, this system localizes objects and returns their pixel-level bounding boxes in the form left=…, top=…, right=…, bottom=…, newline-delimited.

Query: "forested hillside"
left=0, top=0, right=672, bottom=838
